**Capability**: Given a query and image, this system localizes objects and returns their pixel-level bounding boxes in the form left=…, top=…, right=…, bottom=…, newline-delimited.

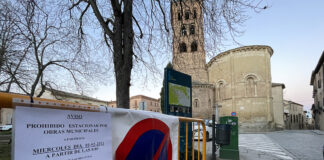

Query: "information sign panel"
left=164, top=68, right=192, bottom=117
left=164, top=68, right=192, bottom=153
left=14, top=106, right=112, bottom=160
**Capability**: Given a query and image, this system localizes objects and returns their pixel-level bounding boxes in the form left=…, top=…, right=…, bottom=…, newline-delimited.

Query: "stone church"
left=171, top=0, right=283, bottom=132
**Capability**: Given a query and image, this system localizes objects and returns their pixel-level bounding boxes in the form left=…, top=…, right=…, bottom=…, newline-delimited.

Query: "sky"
left=93, top=1, right=324, bottom=111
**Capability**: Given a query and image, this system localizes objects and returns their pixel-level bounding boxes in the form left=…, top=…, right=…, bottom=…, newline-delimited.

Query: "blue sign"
left=231, top=112, right=237, bottom=116
left=115, top=118, right=172, bottom=160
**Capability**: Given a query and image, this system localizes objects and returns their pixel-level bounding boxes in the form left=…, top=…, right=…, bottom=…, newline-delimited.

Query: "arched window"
left=185, top=11, right=190, bottom=20
left=177, top=12, right=182, bottom=21
left=179, top=43, right=187, bottom=53
left=194, top=99, right=199, bottom=108
left=181, top=25, right=187, bottom=36
left=191, top=41, right=197, bottom=52
left=217, top=82, right=225, bottom=101
left=246, top=76, right=257, bottom=97
left=193, top=9, right=197, bottom=19
left=190, top=24, right=195, bottom=35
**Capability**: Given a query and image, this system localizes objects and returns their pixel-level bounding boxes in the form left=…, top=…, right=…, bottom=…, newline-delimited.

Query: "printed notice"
left=14, top=106, right=112, bottom=160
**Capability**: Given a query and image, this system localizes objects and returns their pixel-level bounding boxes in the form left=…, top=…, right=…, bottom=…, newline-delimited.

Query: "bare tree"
left=0, top=1, right=20, bottom=89
left=0, top=0, right=109, bottom=98
left=70, top=0, right=267, bottom=109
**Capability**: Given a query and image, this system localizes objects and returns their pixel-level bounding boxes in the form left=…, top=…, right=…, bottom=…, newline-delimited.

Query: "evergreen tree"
left=160, top=62, right=173, bottom=114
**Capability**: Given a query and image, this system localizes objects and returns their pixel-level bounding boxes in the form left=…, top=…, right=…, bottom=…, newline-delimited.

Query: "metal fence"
left=179, top=117, right=206, bottom=160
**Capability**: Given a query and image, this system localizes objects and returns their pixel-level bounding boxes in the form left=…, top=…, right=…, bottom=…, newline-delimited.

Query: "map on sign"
left=168, top=82, right=190, bottom=107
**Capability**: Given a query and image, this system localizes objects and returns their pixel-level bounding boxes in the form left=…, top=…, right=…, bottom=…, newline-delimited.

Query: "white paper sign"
left=14, top=106, right=112, bottom=160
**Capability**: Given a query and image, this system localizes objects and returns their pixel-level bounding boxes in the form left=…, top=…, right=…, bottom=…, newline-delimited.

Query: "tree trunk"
left=0, top=47, right=4, bottom=75
left=113, top=0, right=133, bottom=109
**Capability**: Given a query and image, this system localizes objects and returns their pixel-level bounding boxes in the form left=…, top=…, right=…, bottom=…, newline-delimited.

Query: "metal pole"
left=215, top=103, right=219, bottom=123
left=212, top=114, right=216, bottom=160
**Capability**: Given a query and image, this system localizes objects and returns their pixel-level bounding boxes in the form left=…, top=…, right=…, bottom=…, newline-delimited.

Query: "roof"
left=207, top=45, right=273, bottom=67
left=108, top=95, right=159, bottom=104
left=272, top=83, right=285, bottom=89
left=130, top=95, right=159, bottom=101
left=310, top=51, right=324, bottom=85
left=283, top=100, right=303, bottom=107
left=45, top=88, right=107, bottom=103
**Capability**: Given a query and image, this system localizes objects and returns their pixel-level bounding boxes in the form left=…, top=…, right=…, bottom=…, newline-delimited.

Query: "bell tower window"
left=179, top=43, right=187, bottom=53
left=191, top=41, right=197, bottom=52
left=185, top=11, right=190, bottom=20
left=190, top=24, right=195, bottom=35
left=177, top=12, right=182, bottom=21
left=181, top=25, right=187, bottom=36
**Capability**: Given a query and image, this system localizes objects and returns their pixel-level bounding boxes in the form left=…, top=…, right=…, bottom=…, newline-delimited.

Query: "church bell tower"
left=171, top=0, right=208, bottom=83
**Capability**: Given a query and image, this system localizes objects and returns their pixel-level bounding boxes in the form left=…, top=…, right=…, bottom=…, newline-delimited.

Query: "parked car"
left=0, top=124, right=12, bottom=131
left=193, top=120, right=215, bottom=141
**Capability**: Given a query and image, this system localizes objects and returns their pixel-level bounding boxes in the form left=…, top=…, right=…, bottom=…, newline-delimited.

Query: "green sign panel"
left=168, top=82, right=191, bottom=107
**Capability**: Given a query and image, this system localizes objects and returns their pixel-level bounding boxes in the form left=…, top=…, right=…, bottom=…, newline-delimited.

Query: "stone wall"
left=192, top=83, right=215, bottom=119
left=272, top=84, right=285, bottom=130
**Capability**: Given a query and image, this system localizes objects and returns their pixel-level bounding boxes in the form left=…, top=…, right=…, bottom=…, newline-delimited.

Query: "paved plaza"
left=196, top=130, right=324, bottom=160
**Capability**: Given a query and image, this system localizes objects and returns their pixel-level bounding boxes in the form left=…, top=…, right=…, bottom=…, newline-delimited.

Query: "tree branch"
left=156, top=0, right=169, bottom=33
left=78, top=3, right=90, bottom=37
left=132, top=15, right=143, bottom=38
left=88, top=0, right=114, bottom=38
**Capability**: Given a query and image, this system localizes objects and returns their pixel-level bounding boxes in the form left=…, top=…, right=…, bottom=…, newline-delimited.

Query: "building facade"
left=0, top=108, right=13, bottom=125
left=272, top=83, right=285, bottom=129
left=0, top=89, right=108, bottom=125
left=170, top=0, right=289, bottom=132
left=283, top=100, right=306, bottom=130
left=310, top=51, right=324, bottom=130
left=108, top=95, right=161, bottom=113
